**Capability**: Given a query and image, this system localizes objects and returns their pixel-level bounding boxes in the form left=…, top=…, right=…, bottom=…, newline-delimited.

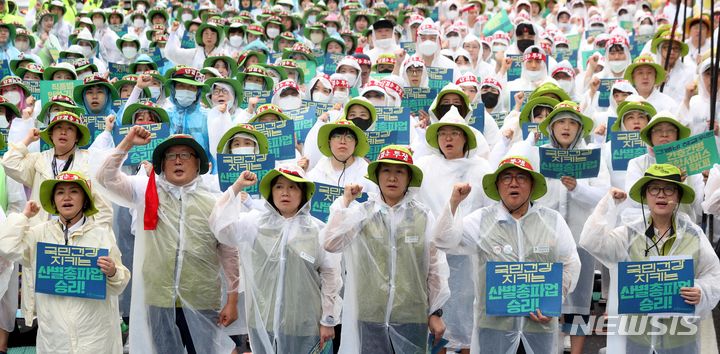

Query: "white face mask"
left=231, top=146, right=256, bottom=155
left=368, top=97, right=385, bottom=106
left=327, top=27, right=337, bottom=36
left=310, top=32, right=324, bottom=44
left=174, top=89, right=196, bottom=107
left=557, top=79, right=574, bottom=93
left=122, top=47, right=138, bottom=59
left=0, top=114, right=8, bottom=128
left=492, top=44, right=507, bottom=52
left=93, top=18, right=104, bottom=28
left=559, top=22, right=573, bottom=32
left=3, top=90, right=21, bottom=105
left=78, top=71, right=93, bottom=80
left=418, top=40, right=438, bottom=56
left=525, top=69, right=544, bottom=81
left=638, top=24, right=655, bottom=36
left=312, top=91, right=331, bottom=103
left=331, top=90, right=348, bottom=104
left=137, top=4, right=146, bottom=12
left=447, top=10, right=459, bottom=20
left=342, top=73, right=357, bottom=86
left=244, top=82, right=264, bottom=91
left=608, top=60, right=627, bottom=73
left=374, top=37, right=395, bottom=50
left=618, top=14, right=631, bottom=22
left=181, top=13, right=193, bottom=22
left=267, top=28, right=280, bottom=39
left=229, top=35, right=243, bottom=47
left=458, top=64, right=472, bottom=73
left=278, top=95, right=302, bottom=109
left=81, top=45, right=93, bottom=57
left=149, top=86, right=161, bottom=99
left=447, top=36, right=461, bottom=49
left=133, top=19, right=145, bottom=28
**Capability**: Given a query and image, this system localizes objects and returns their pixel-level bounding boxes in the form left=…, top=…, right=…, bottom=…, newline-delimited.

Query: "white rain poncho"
left=679, top=58, right=720, bottom=135
left=416, top=153, right=492, bottom=349
left=0, top=214, right=129, bottom=353
left=432, top=202, right=581, bottom=354
left=209, top=188, right=342, bottom=353
left=579, top=193, right=720, bottom=354
left=323, top=192, right=450, bottom=354
left=96, top=149, right=240, bottom=354
left=307, top=156, right=378, bottom=194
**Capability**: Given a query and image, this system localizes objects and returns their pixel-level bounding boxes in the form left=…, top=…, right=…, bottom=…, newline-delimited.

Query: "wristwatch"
left=431, top=309, right=443, bottom=318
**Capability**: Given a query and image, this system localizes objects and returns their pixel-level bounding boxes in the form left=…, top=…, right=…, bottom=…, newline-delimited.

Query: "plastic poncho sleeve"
left=104, top=238, right=131, bottom=297
left=318, top=242, right=343, bottom=326
left=552, top=210, right=582, bottom=297
left=426, top=212, right=451, bottom=314
left=322, top=197, right=371, bottom=253
left=165, top=31, right=196, bottom=67
left=0, top=213, right=33, bottom=265
left=208, top=188, right=260, bottom=247
left=702, top=165, right=720, bottom=215
left=692, top=228, right=720, bottom=318
left=579, top=192, right=631, bottom=268
left=431, top=203, right=477, bottom=255
left=2, top=143, right=39, bottom=188
left=89, top=131, right=116, bottom=152
left=95, top=148, right=147, bottom=209
left=207, top=107, right=235, bottom=163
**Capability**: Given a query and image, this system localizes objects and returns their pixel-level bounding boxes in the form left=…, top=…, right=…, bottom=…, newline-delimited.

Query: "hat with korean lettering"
left=482, top=156, right=547, bottom=201
left=195, top=20, right=225, bottom=48
left=39, top=171, right=98, bottom=216
left=629, top=163, right=695, bottom=204
left=202, top=77, right=243, bottom=108
left=317, top=118, right=370, bottom=157
left=38, top=95, right=85, bottom=125
left=248, top=104, right=290, bottom=123
left=40, top=111, right=91, bottom=147
left=203, top=55, right=238, bottom=78
left=73, top=74, right=120, bottom=104
left=237, top=65, right=274, bottom=91
left=638, top=111, right=691, bottom=146
left=14, top=62, right=44, bottom=79
left=122, top=100, right=170, bottom=125
left=217, top=123, right=269, bottom=154
left=426, top=106, right=477, bottom=152
left=613, top=95, right=656, bottom=132
left=539, top=100, right=594, bottom=138
left=0, top=94, right=20, bottom=120
left=151, top=134, right=210, bottom=175
left=651, top=30, right=689, bottom=57
left=259, top=165, right=316, bottom=201
left=366, top=145, right=423, bottom=187
left=0, top=75, right=30, bottom=97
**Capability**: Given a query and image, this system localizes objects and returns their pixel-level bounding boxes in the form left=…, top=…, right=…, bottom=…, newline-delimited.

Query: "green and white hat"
left=40, top=111, right=91, bottom=147
left=612, top=95, right=656, bottom=132
left=429, top=83, right=471, bottom=119
left=539, top=100, right=594, bottom=138
left=628, top=163, right=695, bottom=204
left=73, top=74, right=120, bottom=104
left=43, top=62, right=77, bottom=80
left=317, top=119, right=370, bottom=157
left=519, top=96, right=560, bottom=126
left=38, top=95, right=85, bottom=125
left=482, top=156, right=547, bottom=201
left=624, top=54, right=666, bottom=86
left=151, top=134, right=210, bottom=175
left=121, top=100, right=170, bottom=125
left=638, top=111, right=690, bottom=146
left=259, top=165, right=316, bottom=201
left=39, top=171, right=99, bottom=217
left=248, top=103, right=290, bottom=122
left=366, top=145, right=423, bottom=187
left=217, top=123, right=269, bottom=154
left=202, top=77, right=243, bottom=108
left=425, top=105, right=477, bottom=151
left=343, top=97, right=377, bottom=129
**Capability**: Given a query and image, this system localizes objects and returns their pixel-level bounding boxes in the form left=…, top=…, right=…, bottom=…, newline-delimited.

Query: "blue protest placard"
left=251, top=120, right=296, bottom=161
left=618, top=258, right=694, bottom=314
left=426, top=67, right=453, bottom=90
left=270, top=52, right=283, bottom=63
left=25, top=80, right=41, bottom=100
left=39, top=80, right=82, bottom=106
left=35, top=242, right=108, bottom=300
left=400, top=42, right=416, bottom=56
left=374, top=106, right=411, bottom=142
left=322, top=52, right=345, bottom=75
left=0, top=60, right=10, bottom=78
left=366, top=130, right=409, bottom=161
left=507, top=54, right=523, bottom=82
left=598, top=79, right=620, bottom=108
left=486, top=262, right=563, bottom=317
left=312, top=49, right=325, bottom=68
left=240, top=90, right=273, bottom=109
left=581, top=49, right=605, bottom=71
left=606, top=117, right=617, bottom=142
left=609, top=131, right=646, bottom=171
left=566, top=34, right=582, bottom=51
left=468, top=104, right=485, bottom=133
left=113, top=123, right=170, bottom=166
left=304, top=100, right=335, bottom=117
left=310, top=182, right=368, bottom=223
left=401, top=87, right=439, bottom=115
left=554, top=48, right=578, bottom=68
left=539, top=148, right=601, bottom=179
left=0, top=128, right=8, bottom=155
left=108, top=62, right=130, bottom=81
left=654, top=131, right=720, bottom=175
left=216, top=153, right=276, bottom=195
left=181, top=31, right=196, bottom=49
left=140, top=47, right=168, bottom=69
left=295, top=60, right=317, bottom=84
left=491, top=112, right=507, bottom=129
left=521, top=123, right=549, bottom=146
left=286, top=104, right=317, bottom=143
left=629, top=34, right=653, bottom=58
left=510, top=90, right=534, bottom=111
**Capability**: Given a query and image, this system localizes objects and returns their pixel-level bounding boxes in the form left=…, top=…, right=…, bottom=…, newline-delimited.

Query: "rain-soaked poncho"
left=323, top=192, right=450, bottom=354
left=416, top=153, right=492, bottom=349
left=96, top=149, right=239, bottom=354
left=579, top=193, right=720, bottom=354
left=432, top=203, right=581, bottom=354
left=0, top=214, right=129, bottom=354
left=209, top=188, right=342, bottom=353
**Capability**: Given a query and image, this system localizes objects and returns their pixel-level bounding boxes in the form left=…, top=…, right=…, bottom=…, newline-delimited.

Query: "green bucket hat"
left=195, top=21, right=225, bottom=47
left=39, top=171, right=99, bottom=217
left=638, top=112, right=691, bottom=146
left=43, top=62, right=77, bottom=80
left=281, top=42, right=315, bottom=63
left=237, top=65, right=274, bottom=91
left=151, top=134, right=210, bottom=174
left=217, top=123, right=269, bottom=154
left=278, top=59, right=305, bottom=84
left=482, top=156, right=547, bottom=201
left=116, top=33, right=141, bottom=51
left=38, top=95, right=85, bottom=125
left=0, top=95, right=20, bottom=118
left=0, top=22, right=16, bottom=43
left=366, top=145, right=423, bottom=187
left=202, top=77, right=244, bottom=107
left=0, top=76, right=30, bottom=97
left=121, top=100, right=170, bottom=125
left=147, top=7, right=170, bottom=24
left=73, top=74, right=120, bottom=105
left=259, top=165, right=316, bottom=201
left=263, top=15, right=286, bottom=33
left=612, top=98, right=656, bottom=132
left=40, top=111, right=92, bottom=147
left=168, top=66, right=206, bottom=87
left=317, top=119, right=370, bottom=157
left=273, top=31, right=297, bottom=52
left=539, top=100, right=594, bottom=138
left=425, top=106, right=477, bottom=151
left=322, top=34, right=346, bottom=53
left=624, top=54, right=666, bottom=86
left=628, top=163, right=695, bottom=204
left=519, top=96, right=560, bottom=126
left=238, top=50, right=269, bottom=70
left=257, top=64, right=288, bottom=82
left=529, top=82, right=572, bottom=102
left=129, top=55, right=159, bottom=73
left=14, top=28, right=36, bottom=50
left=650, top=30, right=689, bottom=57
left=249, top=103, right=290, bottom=122
left=14, top=62, right=44, bottom=79
left=343, top=97, right=377, bottom=129
left=303, top=23, right=328, bottom=43
left=245, top=23, right=266, bottom=38
left=429, top=83, right=471, bottom=119
left=203, top=56, right=239, bottom=78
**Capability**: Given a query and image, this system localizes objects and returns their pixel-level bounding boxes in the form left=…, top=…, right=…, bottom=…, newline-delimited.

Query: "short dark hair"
left=267, top=175, right=308, bottom=213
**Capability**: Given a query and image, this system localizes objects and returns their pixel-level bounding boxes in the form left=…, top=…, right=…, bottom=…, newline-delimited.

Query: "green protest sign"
left=295, top=60, right=317, bottom=85
left=40, top=80, right=82, bottom=106
left=483, top=9, right=513, bottom=37
left=654, top=131, right=720, bottom=175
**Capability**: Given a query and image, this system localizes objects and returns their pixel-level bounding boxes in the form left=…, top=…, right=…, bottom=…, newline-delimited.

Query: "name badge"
left=405, top=236, right=419, bottom=244
left=299, top=251, right=316, bottom=264
left=534, top=245, right=550, bottom=254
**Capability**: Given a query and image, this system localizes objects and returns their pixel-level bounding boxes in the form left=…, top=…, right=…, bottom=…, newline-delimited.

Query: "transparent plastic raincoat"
left=323, top=192, right=450, bottom=354
left=580, top=193, right=720, bottom=354
left=432, top=203, right=581, bottom=354
left=96, top=149, right=239, bottom=354
left=209, top=188, right=342, bottom=353
left=0, top=214, right=129, bottom=354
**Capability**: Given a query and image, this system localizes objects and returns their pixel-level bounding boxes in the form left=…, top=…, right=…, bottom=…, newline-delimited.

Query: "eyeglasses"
left=212, top=87, right=230, bottom=95
left=650, top=127, right=678, bottom=136
left=498, top=173, right=531, bottom=185
left=647, top=185, right=677, bottom=197
left=438, top=130, right=464, bottom=138
left=330, top=132, right=356, bottom=141
left=406, top=68, right=423, bottom=76
left=165, top=152, right=197, bottom=161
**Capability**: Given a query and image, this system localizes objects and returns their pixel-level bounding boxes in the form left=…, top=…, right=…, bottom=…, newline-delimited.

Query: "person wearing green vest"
left=580, top=164, right=720, bottom=354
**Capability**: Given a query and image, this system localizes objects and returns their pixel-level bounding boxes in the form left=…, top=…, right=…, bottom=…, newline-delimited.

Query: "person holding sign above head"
left=432, top=156, right=580, bottom=354
left=166, top=18, right=227, bottom=69
left=96, top=128, right=241, bottom=354
left=0, top=171, right=129, bottom=353
left=680, top=56, right=720, bottom=135
left=624, top=112, right=705, bottom=224
left=209, top=165, right=342, bottom=353
left=323, top=144, right=450, bottom=354
left=580, top=164, right=720, bottom=354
